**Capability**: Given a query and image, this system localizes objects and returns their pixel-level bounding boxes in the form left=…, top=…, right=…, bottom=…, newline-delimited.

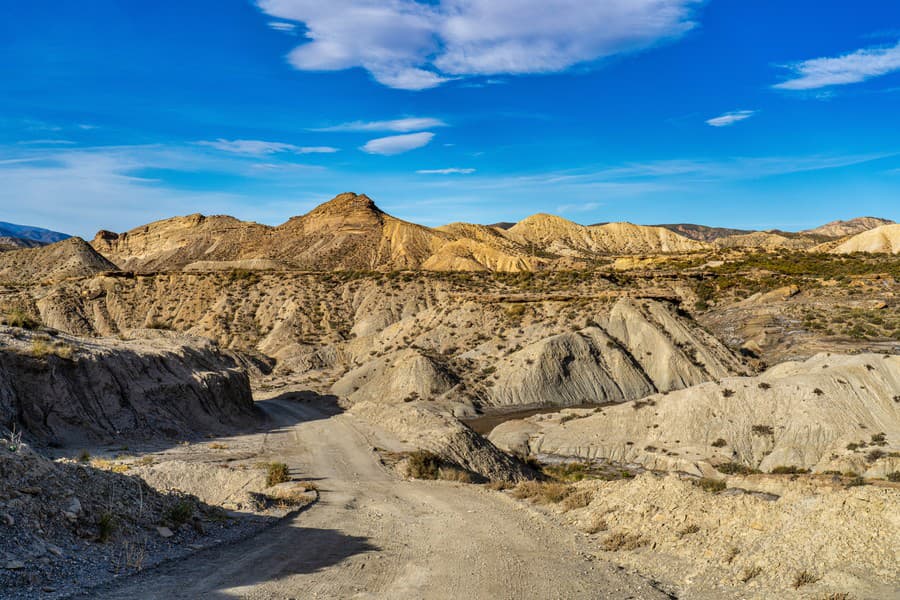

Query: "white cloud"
left=313, top=117, right=447, bottom=132
left=197, top=139, right=338, bottom=155
left=268, top=21, right=297, bottom=32
left=256, top=0, right=701, bottom=90
left=416, top=167, right=475, bottom=174
left=706, top=110, right=756, bottom=127
left=774, top=41, right=900, bottom=90
left=361, top=132, right=434, bottom=155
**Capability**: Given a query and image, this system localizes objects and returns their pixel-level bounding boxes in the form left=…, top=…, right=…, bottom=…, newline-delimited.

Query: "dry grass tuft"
left=511, top=481, right=573, bottom=504
left=601, top=531, right=646, bottom=552
left=561, top=489, right=593, bottom=511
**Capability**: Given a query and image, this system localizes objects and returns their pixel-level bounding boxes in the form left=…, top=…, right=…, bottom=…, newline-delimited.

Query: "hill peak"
left=306, top=193, right=382, bottom=218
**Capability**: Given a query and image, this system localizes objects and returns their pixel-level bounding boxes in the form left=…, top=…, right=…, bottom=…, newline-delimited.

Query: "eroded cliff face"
left=0, top=328, right=254, bottom=444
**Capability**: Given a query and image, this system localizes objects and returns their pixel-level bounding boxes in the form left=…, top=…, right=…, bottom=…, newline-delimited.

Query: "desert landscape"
left=4, top=2, right=900, bottom=599
left=0, top=193, right=897, bottom=599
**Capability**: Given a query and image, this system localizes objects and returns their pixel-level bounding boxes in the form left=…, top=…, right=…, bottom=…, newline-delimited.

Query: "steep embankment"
left=0, top=328, right=254, bottom=444
left=490, top=353, right=900, bottom=477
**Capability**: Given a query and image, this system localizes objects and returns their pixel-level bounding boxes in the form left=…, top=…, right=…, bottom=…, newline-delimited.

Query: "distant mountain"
left=653, top=224, right=752, bottom=243
left=486, top=222, right=516, bottom=230
left=0, top=221, right=70, bottom=245
left=90, top=193, right=709, bottom=273
left=802, top=217, right=894, bottom=239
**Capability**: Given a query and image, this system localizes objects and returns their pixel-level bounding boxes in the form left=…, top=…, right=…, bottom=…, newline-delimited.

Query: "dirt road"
left=86, top=397, right=671, bottom=599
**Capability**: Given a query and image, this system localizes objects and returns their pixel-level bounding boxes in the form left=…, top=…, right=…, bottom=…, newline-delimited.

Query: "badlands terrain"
left=0, top=193, right=898, bottom=599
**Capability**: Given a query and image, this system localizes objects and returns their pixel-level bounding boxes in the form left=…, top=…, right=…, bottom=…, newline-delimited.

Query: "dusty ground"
left=80, top=394, right=671, bottom=600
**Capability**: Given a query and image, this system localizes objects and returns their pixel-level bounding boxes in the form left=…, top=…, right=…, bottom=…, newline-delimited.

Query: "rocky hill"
left=828, top=223, right=900, bottom=254
left=654, top=223, right=752, bottom=242
left=804, top=216, right=894, bottom=238
left=0, top=237, right=117, bottom=283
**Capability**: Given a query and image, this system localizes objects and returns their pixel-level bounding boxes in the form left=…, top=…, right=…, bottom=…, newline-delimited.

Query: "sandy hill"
left=714, top=231, right=817, bottom=250
left=827, top=223, right=900, bottom=255
left=654, top=223, right=752, bottom=242
left=804, top=216, right=894, bottom=238
left=504, top=214, right=706, bottom=256
left=0, top=237, right=117, bottom=283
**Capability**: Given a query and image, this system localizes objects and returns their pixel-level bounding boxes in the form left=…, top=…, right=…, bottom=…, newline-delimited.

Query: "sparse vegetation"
left=264, top=462, right=291, bottom=486
left=792, top=570, right=820, bottom=589
left=770, top=465, right=810, bottom=475
left=694, top=477, right=726, bottom=493
left=710, top=438, right=727, bottom=448
left=602, top=531, right=646, bottom=552
left=561, top=489, right=593, bottom=511
left=406, top=451, right=441, bottom=480
left=751, top=424, right=774, bottom=436
left=740, top=565, right=762, bottom=583
left=678, top=524, right=700, bottom=537
left=165, top=499, right=194, bottom=526
left=98, top=512, right=117, bottom=543
left=716, top=462, right=759, bottom=475
left=511, top=481, right=573, bottom=504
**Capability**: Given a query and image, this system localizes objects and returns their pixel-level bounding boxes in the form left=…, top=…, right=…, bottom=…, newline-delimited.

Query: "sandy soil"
left=80, top=396, right=670, bottom=600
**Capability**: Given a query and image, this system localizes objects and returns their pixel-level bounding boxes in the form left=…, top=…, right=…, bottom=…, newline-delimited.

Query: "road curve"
left=86, top=398, right=671, bottom=600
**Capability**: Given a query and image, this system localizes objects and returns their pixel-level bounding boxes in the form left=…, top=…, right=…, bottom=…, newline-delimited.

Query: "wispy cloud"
left=557, top=201, right=602, bottom=214
left=774, top=41, right=900, bottom=90
left=313, top=117, right=447, bottom=133
left=706, top=110, right=756, bottom=127
left=17, top=139, right=76, bottom=145
left=197, top=139, right=338, bottom=155
left=256, top=0, right=702, bottom=90
left=361, top=132, right=435, bottom=155
left=267, top=21, right=296, bottom=32
left=416, top=167, right=475, bottom=174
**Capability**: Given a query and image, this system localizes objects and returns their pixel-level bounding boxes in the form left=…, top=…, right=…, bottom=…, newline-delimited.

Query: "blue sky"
left=2, top=0, right=900, bottom=237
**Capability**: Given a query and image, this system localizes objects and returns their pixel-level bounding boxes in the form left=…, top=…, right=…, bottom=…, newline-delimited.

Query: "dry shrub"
left=511, top=481, right=573, bottom=504
left=438, top=467, right=472, bottom=483
left=264, top=462, right=290, bottom=486
left=793, top=570, right=820, bottom=589
left=561, top=489, right=593, bottom=511
left=678, top=524, right=700, bottom=537
left=602, top=531, right=646, bottom=552
left=407, top=450, right=441, bottom=480
left=740, top=566, right=762, bottom=583
left=579, top=515, right=608, bottom=534
left=485, top=480, right=513, bottom=491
